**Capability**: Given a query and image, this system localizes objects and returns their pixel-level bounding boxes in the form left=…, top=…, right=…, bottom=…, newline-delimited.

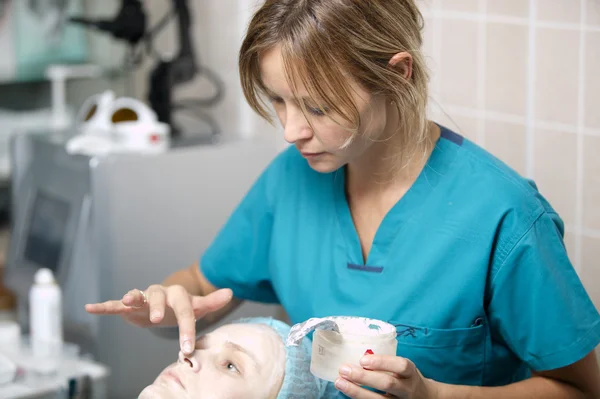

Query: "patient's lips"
left=163, top=369, right=186, bottom=391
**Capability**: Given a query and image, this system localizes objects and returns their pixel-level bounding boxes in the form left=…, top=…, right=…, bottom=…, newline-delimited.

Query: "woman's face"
left=139, top=324, right=286, bottom=399
left=260, top=46, right=392, bottom=174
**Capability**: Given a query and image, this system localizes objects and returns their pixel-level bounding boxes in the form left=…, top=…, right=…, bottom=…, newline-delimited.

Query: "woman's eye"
left=270, top=97, right=284, bottom=104
left=305, top=102, right=328, bottom=116
left=308, top=106, right=326, bottom=116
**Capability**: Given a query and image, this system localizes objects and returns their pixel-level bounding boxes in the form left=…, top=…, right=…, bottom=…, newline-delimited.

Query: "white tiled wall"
left=419, top=1, right=600, bottom=316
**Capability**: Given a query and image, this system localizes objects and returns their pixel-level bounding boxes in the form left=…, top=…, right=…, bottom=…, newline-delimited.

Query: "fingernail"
left=360, top=357, right=372, bottom=367
left=123, top=294, right=132, bottom=301
left=183, top=340, right=193, bottom=353
left=150, top=311, right=161, bottom=321
left=335, top=378, right=348, bottom=390
left=339, top=365, right=351, bottom=377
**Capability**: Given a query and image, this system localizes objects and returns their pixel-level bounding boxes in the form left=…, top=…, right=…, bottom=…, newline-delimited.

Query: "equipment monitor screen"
left=23, top=191, right=70, bottom=273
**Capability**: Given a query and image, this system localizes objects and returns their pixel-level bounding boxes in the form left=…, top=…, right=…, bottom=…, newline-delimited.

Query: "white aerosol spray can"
left=29, top=268, right=63, bottom=374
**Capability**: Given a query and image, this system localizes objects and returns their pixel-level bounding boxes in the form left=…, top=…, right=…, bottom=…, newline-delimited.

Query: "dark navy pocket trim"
left=440, top=127, right=464, bottom=146
left=347, top=263, right=384, bottom=273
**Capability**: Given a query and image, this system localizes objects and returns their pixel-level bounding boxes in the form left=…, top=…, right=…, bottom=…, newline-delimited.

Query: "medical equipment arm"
left=69, top=0, right=146, bottom=46
left=69, top=0, right=223, bottom=138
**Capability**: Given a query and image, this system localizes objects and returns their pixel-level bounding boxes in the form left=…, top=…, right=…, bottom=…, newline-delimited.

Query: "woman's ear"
left=388, top=52, right=413, bottom=80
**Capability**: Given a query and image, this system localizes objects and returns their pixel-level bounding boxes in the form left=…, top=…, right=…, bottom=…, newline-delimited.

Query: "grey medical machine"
left=4, top=131, right=286, bottom=398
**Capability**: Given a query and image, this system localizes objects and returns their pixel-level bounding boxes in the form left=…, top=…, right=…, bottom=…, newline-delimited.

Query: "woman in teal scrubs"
left=87, top=0, right=600, bottom=397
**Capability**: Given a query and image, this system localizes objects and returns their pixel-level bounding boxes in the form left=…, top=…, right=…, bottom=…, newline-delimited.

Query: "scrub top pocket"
left=390, top=320, right=487, bottom=386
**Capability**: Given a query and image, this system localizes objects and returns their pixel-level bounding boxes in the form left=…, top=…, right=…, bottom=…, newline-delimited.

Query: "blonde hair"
left=239, top=0, right=429, bottom=166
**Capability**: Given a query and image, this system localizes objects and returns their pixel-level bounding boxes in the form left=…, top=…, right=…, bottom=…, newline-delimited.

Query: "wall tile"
left=423, top=18, right=439, bottom=100
left=487, top=0, right=529, bottom=18
left=436, top=113, right=479, bottom=143
left=587, top=0, right=600, bottom=25
left=534, top=129, right=577, bottom=225
left=535, top=28, right=580, bottom=125
left=582, top=174, right=600, bottom=231
left=581, top=236, right=600, bottom=312
left=440, top=19, right=479, bottom=108
left=582, top=135, right=600, bottom=230
left=441, top=0, right=480, bottom=13
left=484, top=121, right=527, bottom=176
left=422, top=18, right=435, bottom=60
left=536, top=0, right=581, bottom=24
left=563, top=231, right=577, bottom=265
left=416, top=0, right=434, bottom=12
left=485, top=23, right=528, bottom=115
left=585, top=32, right=600, bottom=129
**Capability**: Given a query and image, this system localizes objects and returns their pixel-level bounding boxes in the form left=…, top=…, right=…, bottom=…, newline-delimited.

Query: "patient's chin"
left=138, top=383, right=181, bottom=399
left=139, top=385, right=163, bottom=398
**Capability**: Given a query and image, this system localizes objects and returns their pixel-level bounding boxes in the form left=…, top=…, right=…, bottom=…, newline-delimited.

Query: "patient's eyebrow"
left=196, top=335, right=261, bottom=371
left=195, top=335, right=208, bottom=348
left=224, top=341, right=261, bottom=371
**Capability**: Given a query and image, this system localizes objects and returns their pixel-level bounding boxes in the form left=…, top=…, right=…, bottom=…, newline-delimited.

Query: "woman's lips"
left=301, top=151, right=325, bottom=158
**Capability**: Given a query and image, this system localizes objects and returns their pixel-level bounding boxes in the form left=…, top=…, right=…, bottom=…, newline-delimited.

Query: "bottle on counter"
left=29, top=268, right=63, bottom=374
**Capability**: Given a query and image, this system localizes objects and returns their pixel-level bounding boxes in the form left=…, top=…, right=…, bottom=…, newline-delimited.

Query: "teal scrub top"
left=201, top=125, right=600, bottom=388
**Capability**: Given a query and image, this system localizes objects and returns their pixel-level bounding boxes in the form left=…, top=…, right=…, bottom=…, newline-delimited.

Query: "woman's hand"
left=335, top=354, right=440, bottom=399
left=84, top=285, right=233, bottom=355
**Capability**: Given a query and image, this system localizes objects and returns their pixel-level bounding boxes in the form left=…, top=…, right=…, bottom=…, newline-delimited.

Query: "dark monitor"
left=5, top=133, right=90, bottom=302
left=23, top=190, right=71, bottom=273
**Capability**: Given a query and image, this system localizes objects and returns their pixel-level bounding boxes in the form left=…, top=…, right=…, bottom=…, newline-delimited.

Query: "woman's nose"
left=283, top=125, right=312, bottom=144
left=283, top=108, right=312, bottom=144
left=178, top=350, right=201, bottom=372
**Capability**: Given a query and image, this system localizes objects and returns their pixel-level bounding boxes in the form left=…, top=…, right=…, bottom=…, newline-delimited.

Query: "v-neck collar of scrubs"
left=333, top=125, right=463, bottom=267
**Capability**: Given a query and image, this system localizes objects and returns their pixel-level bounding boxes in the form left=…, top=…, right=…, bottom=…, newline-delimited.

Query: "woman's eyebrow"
left=224, top=340, right=261, bottom=371
left=263, top=86, right=315, bottom=103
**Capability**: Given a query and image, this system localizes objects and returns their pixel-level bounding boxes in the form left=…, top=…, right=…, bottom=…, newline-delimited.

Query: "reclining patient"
left=139, top=317, right=334, bottom=398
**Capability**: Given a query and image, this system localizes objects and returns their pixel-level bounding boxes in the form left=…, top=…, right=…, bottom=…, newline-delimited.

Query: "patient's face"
left=139, top=323, right=286, bottom=399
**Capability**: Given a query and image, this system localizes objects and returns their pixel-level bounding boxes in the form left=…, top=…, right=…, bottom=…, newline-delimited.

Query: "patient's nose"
left=178, top=350, right=201, bottom=372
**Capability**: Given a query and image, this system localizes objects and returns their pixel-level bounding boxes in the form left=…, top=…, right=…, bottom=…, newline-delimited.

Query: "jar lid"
left=287, top=316, right=397, bottom=347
